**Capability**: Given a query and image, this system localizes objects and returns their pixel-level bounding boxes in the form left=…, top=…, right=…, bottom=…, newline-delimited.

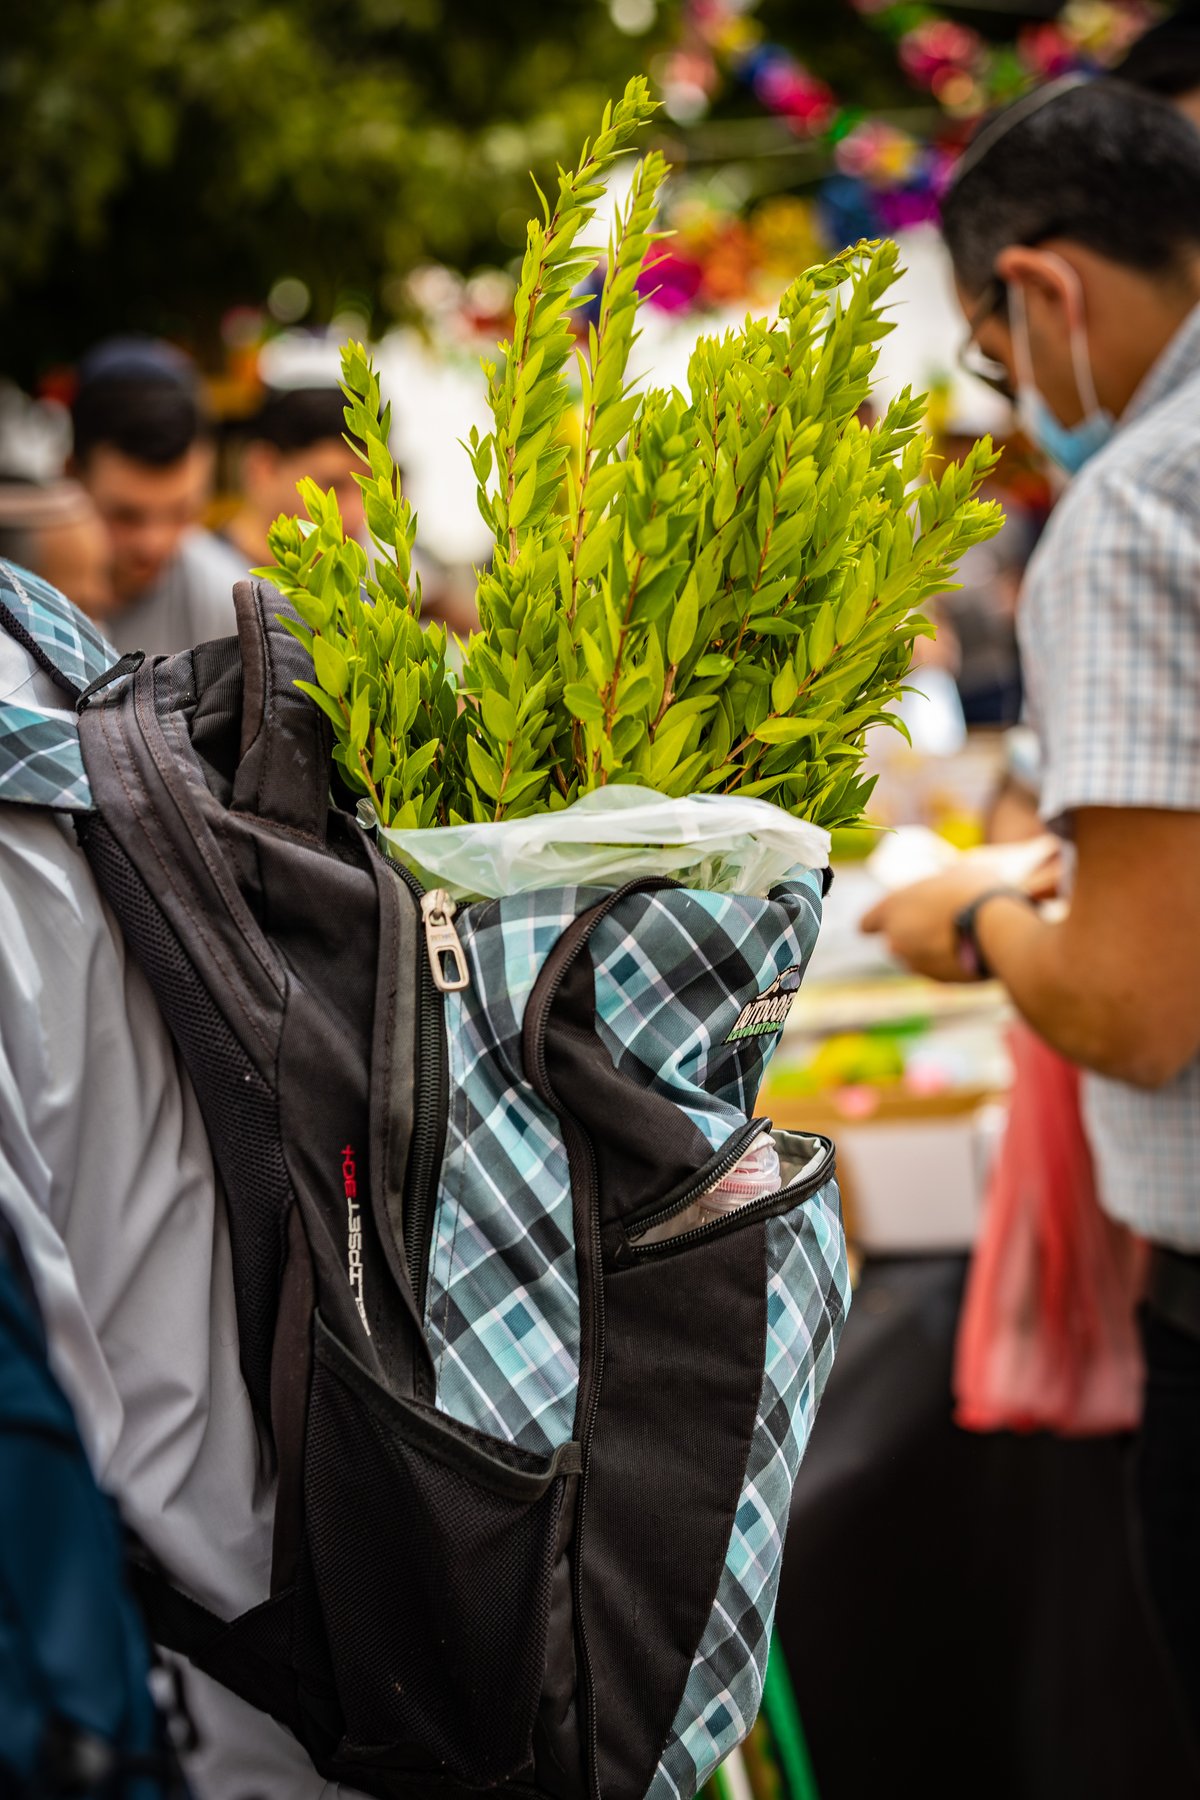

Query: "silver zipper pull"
left=421, top=889, right=470, bottom=993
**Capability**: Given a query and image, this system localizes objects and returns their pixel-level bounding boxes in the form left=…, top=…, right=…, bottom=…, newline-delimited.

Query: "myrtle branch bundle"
left=265, top=77, right=1002, bottom=832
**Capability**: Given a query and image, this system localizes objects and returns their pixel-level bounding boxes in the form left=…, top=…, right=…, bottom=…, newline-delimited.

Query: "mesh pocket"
left=305, top=1315, right=577, bottom=1786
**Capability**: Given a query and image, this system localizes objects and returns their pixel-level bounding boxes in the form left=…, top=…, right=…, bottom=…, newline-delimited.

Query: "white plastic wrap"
left=378, top=785, right=830, bottom=903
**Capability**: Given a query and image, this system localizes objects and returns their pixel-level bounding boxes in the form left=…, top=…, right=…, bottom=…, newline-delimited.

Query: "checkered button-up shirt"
left=0, top=559, right=114, bottom=811
left=1020, top=301, right=1200, bottom=1249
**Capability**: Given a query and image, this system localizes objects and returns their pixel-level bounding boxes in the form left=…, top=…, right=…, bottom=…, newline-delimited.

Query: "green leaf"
left=480, top=688, right=518, bottom=742
left=732, top=774, right=793, bottom=798
left=747, top=576, right=791, bottom=617
left=634, top=561, right=689, bottom=624
left=666, top=575, right=698, bottom=666
left=753, top=717, right=822, bottom=745
left=509, top=462, right=537, bottom=529
left=617, top=673, right=653, bottom=715
left=590, top=393, right=640, bottom=455
left=370, top=727, right=391, bottom=784
left=695, top=653, right=734, bottom=679
left=295, top=680, right=348, bottom=732
left=712, top=461, right=738, bottom=529
left=466, top=735, right=505, bottom=800
left=564, top=683, right=605, bottom=723
left=576, top=517, right=619, bottom=583
left=631, top=513, right=669, bottom=558
left=579, top=630, right=608, bottom=689
left=808, top=602, right=836, bottom=671
left=276, top=613, right=314, bottom=653
left=311, top=634, right=350, bottom=698
left=584, top=463, right=626, bottom=514
left=350, top=686, right=370, bottom=753
left=404, top=738, right=440, bottom=789
left=771, top=663, right=799, bottom=716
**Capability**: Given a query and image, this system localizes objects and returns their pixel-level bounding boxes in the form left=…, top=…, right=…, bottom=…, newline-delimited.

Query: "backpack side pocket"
left=305, top=1314, right=580, bottom=1787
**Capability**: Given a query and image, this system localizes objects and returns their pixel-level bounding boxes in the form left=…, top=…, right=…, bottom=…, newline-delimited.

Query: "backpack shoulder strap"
left=128, top=1563, right=322, bottom=1748
left=230, top=577, right=332, bottom=839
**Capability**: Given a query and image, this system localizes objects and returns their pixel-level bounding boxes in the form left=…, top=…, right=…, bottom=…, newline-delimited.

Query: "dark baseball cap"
left=77, top=336, right=198, bottom=394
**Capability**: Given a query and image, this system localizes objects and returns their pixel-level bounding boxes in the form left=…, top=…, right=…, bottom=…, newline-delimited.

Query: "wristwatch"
left=953, top=885, right=1030, bottom=981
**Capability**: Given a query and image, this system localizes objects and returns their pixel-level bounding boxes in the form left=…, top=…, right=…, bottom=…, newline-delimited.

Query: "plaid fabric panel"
left=649, top=1183, right=850, bottom=1800
left=589, top=874, right=823, bottom=1154
left=424, top=888, right=610, bottom=1454
left=424, top=877, right=825, bottom=1457
left=0, top=561, right=115, bottom=811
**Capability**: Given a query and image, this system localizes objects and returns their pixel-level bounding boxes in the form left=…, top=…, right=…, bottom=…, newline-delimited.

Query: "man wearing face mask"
left=862, top=76, right=1200, bottom=1754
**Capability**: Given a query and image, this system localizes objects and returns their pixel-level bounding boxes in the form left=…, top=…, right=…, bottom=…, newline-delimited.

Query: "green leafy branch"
left=266, top=79, right=1003, bottom=836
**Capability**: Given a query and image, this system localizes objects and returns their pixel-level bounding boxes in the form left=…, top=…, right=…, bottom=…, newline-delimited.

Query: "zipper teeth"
left=624, top=1119, right=770, bottom=1238
left=628, top=1141, right=836, bottom=1258
left=527, top=880, right=674, bottom=1800
left=387, top=858, right=438, bottom=1301
left=409, top=976, right=446, bottom=1313
left=529, top=879, right=669, bottom=1081
left=531, top=1034, right=603, bottom=1800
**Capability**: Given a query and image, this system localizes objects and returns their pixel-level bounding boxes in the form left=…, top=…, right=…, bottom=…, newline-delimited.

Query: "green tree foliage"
left=0, top=0, right=670, bottom=379
left=266, top=80, right=1002, bottom=834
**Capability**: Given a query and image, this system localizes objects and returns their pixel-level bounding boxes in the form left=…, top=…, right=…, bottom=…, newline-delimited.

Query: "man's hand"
left=861, top=839, right=1061, bottom=982
left=865, top=810, right=1200, bottom=1089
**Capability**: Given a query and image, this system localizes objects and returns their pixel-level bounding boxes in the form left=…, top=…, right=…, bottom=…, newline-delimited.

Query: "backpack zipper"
left=626, top=1135, right=836, bottom=1256
left=421, top=889, right=470, bottom=993
left=560, top=1115, right=605, bottom=1800
left=377, top=855, right=459, bottom=1345
left=524, top=878, right=679, bottom=1800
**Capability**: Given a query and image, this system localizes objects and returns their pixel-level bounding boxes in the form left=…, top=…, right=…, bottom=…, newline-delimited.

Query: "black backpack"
left=21, top=578, right=850, bottom=1800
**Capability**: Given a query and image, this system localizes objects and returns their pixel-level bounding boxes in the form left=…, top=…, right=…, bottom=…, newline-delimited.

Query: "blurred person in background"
left=863, top=78, right=1200, bottom=1760
left=69, top=338, right=243, bottom=656
left=932, top=431, right=1035, bottom=728
left=218, top=382, right=484, bottom=636
left=0, top=560, right=369, bottom=1798
left=221, top=385, right=365, bottom=569
left=0, top=479, right=113, bottom=623
left=1116, top=0, right=1200, bottom=128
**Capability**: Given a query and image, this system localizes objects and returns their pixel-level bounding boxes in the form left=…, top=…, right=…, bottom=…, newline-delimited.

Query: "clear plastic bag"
left=378, top=785, right=829, bottom=902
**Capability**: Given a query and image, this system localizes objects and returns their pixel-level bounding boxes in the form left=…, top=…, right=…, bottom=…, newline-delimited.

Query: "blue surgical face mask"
left=1017, top=388, right=1115, bottom=477
left=1009, top=262, right=1114, bottom=477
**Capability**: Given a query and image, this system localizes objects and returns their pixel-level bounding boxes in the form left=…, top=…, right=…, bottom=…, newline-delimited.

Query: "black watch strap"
left=953, top=885, right=1030, bottom=981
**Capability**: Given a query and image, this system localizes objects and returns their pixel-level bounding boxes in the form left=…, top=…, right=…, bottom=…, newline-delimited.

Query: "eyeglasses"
left=956, top=277, right=1014, bottom=401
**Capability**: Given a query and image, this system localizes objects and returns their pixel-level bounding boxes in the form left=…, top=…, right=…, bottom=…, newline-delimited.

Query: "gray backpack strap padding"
left=232, top=577, right=332, bottom=839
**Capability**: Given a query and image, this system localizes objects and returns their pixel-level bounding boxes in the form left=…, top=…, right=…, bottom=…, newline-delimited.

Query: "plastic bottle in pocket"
left=637, top=1133, right=782, bottom=1245
left=695, top=1133, right=782, bottom=1221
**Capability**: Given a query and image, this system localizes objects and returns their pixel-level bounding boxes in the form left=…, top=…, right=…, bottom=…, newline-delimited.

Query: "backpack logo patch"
left=725, top=965, right=802, bottom=1044
left=342, top=1144, right=370, bottom=1336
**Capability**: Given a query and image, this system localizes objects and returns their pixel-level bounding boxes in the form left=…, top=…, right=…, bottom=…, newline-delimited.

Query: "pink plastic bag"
left=954, top=1023, right=1146, bottom=1437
